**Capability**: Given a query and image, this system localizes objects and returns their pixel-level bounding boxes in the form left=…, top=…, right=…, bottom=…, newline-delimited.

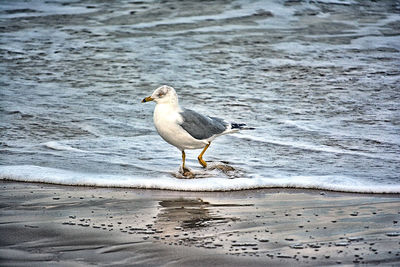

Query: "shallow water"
left=1, top=0, right=399, bottom=192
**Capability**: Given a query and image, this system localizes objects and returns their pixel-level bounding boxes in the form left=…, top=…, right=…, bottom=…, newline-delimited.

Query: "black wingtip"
left=231, top=123, right=255, bottom=130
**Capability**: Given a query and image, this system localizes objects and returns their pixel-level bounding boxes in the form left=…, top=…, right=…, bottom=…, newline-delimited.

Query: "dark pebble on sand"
left=386, top=232, right=400, bottom=237
left=139, top=230, right=155, bottom=234
left=130, top=227, right=146, bottom=231
left=335, top=241, right=349, bottom=246
left=290, top=244, right=304, bottom=249
left=277, top=255, right=292, bottom=259
left=348, top=237, right=364, bottom=242
left=232, top=243, right=257, bottom=247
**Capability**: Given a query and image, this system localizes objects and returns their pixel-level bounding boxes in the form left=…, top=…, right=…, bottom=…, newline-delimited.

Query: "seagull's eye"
left=157, top=90, right=167, bottom=97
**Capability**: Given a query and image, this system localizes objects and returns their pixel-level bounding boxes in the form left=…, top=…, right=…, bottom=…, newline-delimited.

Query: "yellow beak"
left=141, top=96, right=154, bottom=103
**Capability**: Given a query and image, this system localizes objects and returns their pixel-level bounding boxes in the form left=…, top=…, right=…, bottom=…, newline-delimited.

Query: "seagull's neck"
left=154, top=101, right=181, bottom=115
left=154, top=101, right=182, bottom=127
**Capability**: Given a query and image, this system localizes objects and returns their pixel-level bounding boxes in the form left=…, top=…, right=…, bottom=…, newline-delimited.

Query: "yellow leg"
left=198, top=143, right=211, bottom=168
left=182, top=150, right=186, bottom=170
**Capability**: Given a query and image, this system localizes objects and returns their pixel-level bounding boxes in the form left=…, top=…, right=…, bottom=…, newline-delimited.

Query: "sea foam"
left=0, top=165, right=399, bottom=194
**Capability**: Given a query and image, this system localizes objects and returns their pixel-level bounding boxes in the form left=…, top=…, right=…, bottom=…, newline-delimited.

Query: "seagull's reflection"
left=155, top=198, right=234, bottom=231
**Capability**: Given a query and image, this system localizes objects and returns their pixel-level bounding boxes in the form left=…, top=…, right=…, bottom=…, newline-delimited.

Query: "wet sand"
left=1, top=181, right=399, bottom=266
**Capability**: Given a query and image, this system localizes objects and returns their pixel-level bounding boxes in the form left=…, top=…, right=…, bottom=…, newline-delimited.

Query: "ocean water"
left=1, top=0, right=399, bottom=193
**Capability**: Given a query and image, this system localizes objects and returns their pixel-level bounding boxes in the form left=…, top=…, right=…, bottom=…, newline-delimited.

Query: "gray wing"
left=179, top=108, right=227, bottom=140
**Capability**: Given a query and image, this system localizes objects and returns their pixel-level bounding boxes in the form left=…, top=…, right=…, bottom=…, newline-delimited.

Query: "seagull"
left=142, top=85, right=252, bottom=175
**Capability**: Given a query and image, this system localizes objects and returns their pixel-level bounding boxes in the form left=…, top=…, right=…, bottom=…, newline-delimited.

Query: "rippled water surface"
left=1, top=0, right=399, bottom=192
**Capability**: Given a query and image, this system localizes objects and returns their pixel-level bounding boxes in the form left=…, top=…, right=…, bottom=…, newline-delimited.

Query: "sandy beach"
left=1, top=1, right=399, bottom=265
left=0, top=181, right=399, bottom=266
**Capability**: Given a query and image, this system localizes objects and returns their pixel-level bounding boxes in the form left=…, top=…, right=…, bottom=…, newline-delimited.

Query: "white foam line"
left=282, top=119, right=400, bottom=146
left=315, top=0, right=356, bottom=6
left=43, top=141, right=87, bottom=153
left=0, top=165, right=399, bottom=194
left=129, top=0, right=295, bottom=30
left=235, top=134, right=400, bottom=162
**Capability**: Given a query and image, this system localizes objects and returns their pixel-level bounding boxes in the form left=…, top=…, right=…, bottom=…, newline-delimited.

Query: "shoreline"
left=2, top=177, right=400, bottom=196
left=1, top=180, right=399, bottom=266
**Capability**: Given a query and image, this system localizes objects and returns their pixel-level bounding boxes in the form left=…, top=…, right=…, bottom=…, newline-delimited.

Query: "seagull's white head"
left=142, top=85, right=178, bottom=105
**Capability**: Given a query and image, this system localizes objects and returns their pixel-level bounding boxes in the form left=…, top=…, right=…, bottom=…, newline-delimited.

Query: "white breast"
left=153, top=103, right=207, bottom=150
